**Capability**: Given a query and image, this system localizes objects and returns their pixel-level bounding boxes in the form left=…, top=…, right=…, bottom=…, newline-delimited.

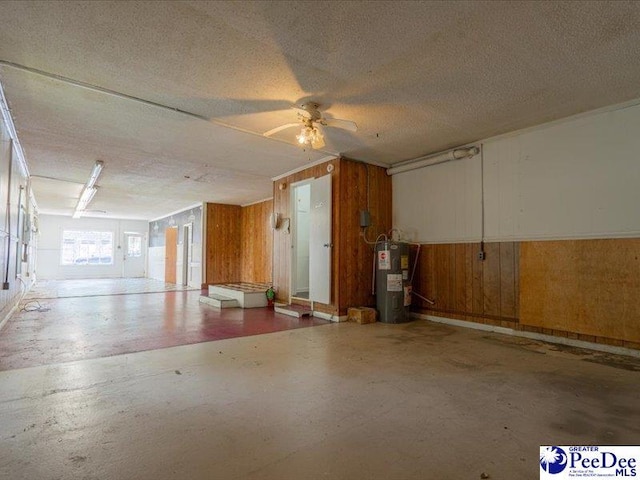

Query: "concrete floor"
left=1, top=318, right=639, bottom=479
left=24, top=278, right=198, bottom=299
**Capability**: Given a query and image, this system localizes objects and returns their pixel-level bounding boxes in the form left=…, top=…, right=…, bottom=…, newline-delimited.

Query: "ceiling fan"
left=263, top=102, right=357, bottom=149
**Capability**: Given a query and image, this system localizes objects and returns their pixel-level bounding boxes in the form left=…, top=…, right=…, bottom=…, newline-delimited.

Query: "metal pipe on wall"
left=0, top=79, right=29, bottom=178
left=3, top=139, right=13, bottom=289
left=386, top=146, right=480, bottom=176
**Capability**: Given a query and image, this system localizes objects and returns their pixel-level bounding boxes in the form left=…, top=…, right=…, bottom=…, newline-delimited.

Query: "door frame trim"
left=289, top=178, right=313, bottom=303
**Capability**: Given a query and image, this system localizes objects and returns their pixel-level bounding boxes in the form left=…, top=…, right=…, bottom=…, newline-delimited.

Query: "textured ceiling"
left=1, top=1, right=640, bottom=219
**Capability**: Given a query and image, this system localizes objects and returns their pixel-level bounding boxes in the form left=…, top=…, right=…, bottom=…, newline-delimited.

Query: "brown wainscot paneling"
left=240, top=199, right=273, bottom=284
left=413, top=238, right=640, bottom=350
left=412, top=242, right=519, bottom=324
left=520, top=238, right=640, bottom=344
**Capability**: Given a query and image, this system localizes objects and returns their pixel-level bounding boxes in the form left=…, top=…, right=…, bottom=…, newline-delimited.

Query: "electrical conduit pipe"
left=386, top=146, right=480, bottom=176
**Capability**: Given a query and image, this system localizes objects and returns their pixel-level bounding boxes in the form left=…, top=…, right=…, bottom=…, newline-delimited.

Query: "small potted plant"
left=265, top=286, right=276, bottom=308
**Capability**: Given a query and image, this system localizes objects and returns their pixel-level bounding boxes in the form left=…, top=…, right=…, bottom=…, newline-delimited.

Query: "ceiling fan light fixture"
left=296, top=125, right=323, bottom=147
left=296, top=126, right=310, bottom=145
left=296, top=129, right=306, bottom=144
left=263, top=102, right=352, bottom=149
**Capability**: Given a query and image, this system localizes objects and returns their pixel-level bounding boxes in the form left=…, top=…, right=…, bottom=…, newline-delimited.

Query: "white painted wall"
left=483, top=105, right=640, bottom=241
left=147, top=246, right=165, bottom=282
left=0, top=115, right=36, bottom=326
left=393, top=155, right=482, bottom=243
left=393, top=101, right=640, bottom=242
left=36, top=215, right=148, bottom=279
left=148, top=204, right=203, bottom=288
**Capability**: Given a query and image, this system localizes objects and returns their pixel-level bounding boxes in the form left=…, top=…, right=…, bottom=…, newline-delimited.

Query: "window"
left=61, top=231, right=113, bottom=266
left=127, top=235, right=142, bottom=257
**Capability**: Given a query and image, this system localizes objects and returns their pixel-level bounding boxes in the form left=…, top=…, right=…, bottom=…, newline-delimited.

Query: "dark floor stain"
left=480, top=335, right=547, bottom=354
left=550, top=416, right=593, bottom=436
left=23, top=423, right=36, bottom=432
left=594, top=430, right=620, bottom=444
left=377, top=321, right=456, bottom=345
left=606, top=404, right=640, bottom=418
left=446, top=358, right=481, bottom=371
left=548, top=344, right=592, bottom=356
left=542, top=344, right=640, bottom=371
left=583, top=355, right=640, bottom=372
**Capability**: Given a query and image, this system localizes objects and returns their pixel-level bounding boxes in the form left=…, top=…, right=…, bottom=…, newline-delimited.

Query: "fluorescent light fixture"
left=86, top=161, right=103, bottom=189
left=73, top=161, right=103, bottom=219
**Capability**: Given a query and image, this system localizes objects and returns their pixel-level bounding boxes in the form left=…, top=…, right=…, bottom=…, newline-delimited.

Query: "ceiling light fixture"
left=296, top=125, right=324, bottom=149
left=72, top=160, right=103, bottom=219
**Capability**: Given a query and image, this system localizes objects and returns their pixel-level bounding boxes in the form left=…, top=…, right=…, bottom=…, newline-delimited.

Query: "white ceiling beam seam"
left=0, top=59, right=338, bottom=156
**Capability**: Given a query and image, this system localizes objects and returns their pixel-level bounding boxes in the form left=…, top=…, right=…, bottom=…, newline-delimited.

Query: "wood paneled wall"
left=413, top=242, right=519, bottom=325
left=520, top=239, right=640, bottom=344
left=272, top=159, right=340, bottom=311
left=205, top=203, right=242, bottom=284
left=272, top=158, right=392, bottom=315
left=204, top=201, right=273, bottom=286
left=337, top=160, right=393, bottom=310
left=413, top=238, right=640, bottom=350
left=240, top=199, right=273, bottom=284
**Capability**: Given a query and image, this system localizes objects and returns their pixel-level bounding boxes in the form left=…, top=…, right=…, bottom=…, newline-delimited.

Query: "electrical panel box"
left=359, top=210, right=371, bottom=228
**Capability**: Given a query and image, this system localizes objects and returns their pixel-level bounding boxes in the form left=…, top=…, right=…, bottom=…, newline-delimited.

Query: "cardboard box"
left=347, top=307, right=377, bottom=324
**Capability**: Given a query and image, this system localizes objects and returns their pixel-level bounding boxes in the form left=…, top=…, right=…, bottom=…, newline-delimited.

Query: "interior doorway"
left=165, top=226, right=178, bottom=284
left=291, top=182, right=311, bottom=299
left=290, top=174, right=332, bottom=304
left=182, top=223, right=192, bottom=286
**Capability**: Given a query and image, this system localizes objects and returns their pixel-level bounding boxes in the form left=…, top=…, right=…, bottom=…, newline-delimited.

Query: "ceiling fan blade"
left=263, top=123, right=300, bottom=137
left=323, top=118, right=357, bottom=132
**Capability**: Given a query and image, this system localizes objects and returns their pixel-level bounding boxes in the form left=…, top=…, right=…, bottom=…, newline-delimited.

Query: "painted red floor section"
left=0, top=290, right=329, bottom=371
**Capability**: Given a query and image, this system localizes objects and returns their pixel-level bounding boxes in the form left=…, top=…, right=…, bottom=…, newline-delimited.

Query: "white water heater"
left=375, top=241, right=412, bottom=323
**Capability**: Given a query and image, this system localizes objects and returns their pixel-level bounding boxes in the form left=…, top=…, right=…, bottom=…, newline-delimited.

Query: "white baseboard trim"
left=0, top=290, right=26, bottom=333
left=411, top=312, right=640, bottom=359
left=312, top=311, right=347, bottom=322
left=0, top=302, right=19, bottom=333
left=311, top=310, right=332, bottom=321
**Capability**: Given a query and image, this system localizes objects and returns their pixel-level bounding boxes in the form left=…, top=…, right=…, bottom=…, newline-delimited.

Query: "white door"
left=309, top=174, right=332, bottom=304
left=123, top=233, right=145, bottom=278
left=291, top=183, right=311, bottom=297
left=182, top=223, right=192, bottom=286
